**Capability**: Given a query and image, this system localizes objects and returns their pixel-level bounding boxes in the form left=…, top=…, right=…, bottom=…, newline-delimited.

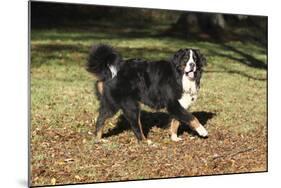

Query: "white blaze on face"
left=184, top=50, right=196, bottom=79
left=185, top=50, right=196, bottom=72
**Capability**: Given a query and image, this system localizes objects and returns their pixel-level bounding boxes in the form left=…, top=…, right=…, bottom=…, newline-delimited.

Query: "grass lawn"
left=30, top=25, right=267, bottom=186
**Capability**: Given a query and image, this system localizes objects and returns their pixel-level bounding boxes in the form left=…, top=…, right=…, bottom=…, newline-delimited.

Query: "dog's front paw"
left=171, top=134, right=183, bottom=142
left=195, top=124, right=208, bottom=138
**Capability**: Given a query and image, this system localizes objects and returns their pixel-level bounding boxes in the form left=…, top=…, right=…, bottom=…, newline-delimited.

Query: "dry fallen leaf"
left=51, top=178, right=56, bottom=185
left=57, top=161, right=65, bottom=165
left=64, top=158, right=74, bottom=163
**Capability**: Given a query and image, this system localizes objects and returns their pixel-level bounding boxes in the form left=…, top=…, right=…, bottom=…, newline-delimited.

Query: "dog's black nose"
left=190, top=62, right=195, bottom=69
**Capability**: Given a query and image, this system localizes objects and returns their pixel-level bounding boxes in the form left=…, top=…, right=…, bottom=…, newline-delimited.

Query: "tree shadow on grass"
left=103, top=111, right=170, bottom=139
left=103, top=110, right=216, bottom=139
left=31, top=30, right=267, bottom=82
left=205, top=69, right=266, bottom=81
left=31, top=43, right=175, bottom=68
left=203, top=43, right=267, bottom=81
left=217, top=44, right=267, bottom=70
left=32, top=43, right=88, bottom=54
left=31, top=23, right=162, bottom=42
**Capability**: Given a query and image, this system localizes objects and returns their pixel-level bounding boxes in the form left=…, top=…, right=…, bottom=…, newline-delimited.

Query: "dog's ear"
left=171, top=49, right=185, bottom=66
left=193, top=49, right=207, bottom=67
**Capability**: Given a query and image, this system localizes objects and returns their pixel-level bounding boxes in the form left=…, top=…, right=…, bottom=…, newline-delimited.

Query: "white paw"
left=171, top=134, right=183, bottom=142
left=195, top=125, right=208, bottom=137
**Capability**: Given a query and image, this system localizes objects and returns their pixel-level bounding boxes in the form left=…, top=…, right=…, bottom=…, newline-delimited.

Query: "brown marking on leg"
left=95, top=129, right=108, bottom=143
left=137, top=112, right=146, bottom=140
left=136, top=112, right=154, bottom=145
left=170, top=118, right=180, bottom=135
left=96, top=128, right=103, bottom=140
left=96, top=117, right=107, bottom=140
left=169, top=119, right=182, bottom=141
left=136, top=113, right=155, bottom=145
left=97, top=81, right=104, bottom=95
left=187, top=115, right=201, bottom=130
left=187, top=115, right=208, bottom=137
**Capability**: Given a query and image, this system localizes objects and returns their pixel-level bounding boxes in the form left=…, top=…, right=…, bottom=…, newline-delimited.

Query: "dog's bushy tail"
left=86, top=44, right=121, bottom=81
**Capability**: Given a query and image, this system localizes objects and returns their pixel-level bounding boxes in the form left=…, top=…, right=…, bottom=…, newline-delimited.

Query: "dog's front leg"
left=168, top=101, right=208, bottom=138
left=169, top=119, right=182, bottom=142
left=188, top=116, right=208, bottom=137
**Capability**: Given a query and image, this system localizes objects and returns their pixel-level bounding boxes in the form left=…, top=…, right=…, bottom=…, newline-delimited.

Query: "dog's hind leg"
left=120, top=100, right=148, bottom=143
left=95, top=102, right=117, bottom=141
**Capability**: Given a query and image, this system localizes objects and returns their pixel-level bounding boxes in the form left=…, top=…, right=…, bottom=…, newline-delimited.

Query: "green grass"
left=30, top=26, right=267, bottom=186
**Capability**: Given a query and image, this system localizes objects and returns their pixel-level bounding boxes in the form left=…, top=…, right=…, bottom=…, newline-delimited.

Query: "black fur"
left=86, top=44, right=206, bottom=141
left=86, top=44, right=122, bottom=81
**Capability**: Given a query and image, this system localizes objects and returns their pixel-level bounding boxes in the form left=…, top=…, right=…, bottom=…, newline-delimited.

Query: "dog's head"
left=171, top=48, right=206, bottom=81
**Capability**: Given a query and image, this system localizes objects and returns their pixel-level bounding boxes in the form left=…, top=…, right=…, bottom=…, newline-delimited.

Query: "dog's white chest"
left=178, top=76, right=198, bottom=109
left=178, top=93, right=197, bottom=109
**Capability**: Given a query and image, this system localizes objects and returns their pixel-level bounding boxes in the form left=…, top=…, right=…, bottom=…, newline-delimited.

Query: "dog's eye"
left=182, top=58, right=188, bottom=62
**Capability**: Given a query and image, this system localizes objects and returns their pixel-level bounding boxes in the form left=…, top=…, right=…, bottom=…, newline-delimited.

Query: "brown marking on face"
left=97, top=81, right=104, bottom=95
left=187, top=116, right=201, bottom=130
left=138, top=112, right=146, bottom=140
left=180, top=63, right=186, bottom=71
left=170, top=118, right=180, bottom=136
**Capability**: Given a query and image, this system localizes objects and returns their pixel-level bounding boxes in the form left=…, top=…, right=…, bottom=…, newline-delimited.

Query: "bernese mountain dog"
left=86, top=44, right=208, bottom=143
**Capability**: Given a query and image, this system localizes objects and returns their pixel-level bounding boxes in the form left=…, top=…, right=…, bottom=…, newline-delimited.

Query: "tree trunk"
left=168, top=13, right=226, bottom=38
